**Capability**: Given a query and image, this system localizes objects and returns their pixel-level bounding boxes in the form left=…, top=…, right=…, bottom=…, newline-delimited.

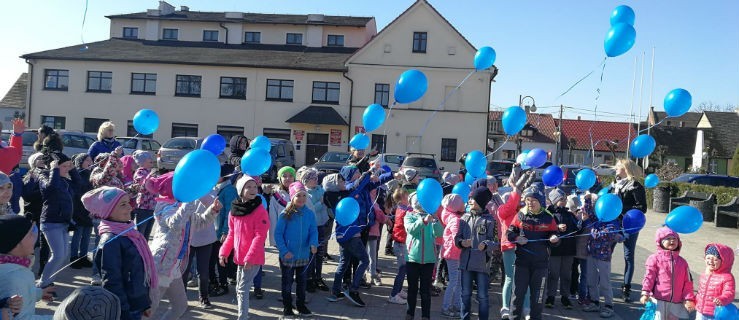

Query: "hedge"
left=598, top=175, right=738, bottom=206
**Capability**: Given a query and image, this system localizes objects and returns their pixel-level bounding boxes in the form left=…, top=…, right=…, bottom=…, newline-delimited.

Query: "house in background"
left=646, top=107, right=703, bottom=128
left=694, top=111, right=739, bottom=174
left=648, top=126, right=707, bottom=171
left=560, top=118, right=636, bottom=166
left=487, top=111, right=557, bottom=162
left=0, top=73, right=27, bottom=129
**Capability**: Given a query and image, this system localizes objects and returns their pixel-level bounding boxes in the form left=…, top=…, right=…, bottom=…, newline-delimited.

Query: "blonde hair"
left=393, top=187, right=409, bottom=204
left=616, top=159, right=643, bottom=179
left=97, top=121, right=116, bottom=141
left=283, top=190, right=307, bottom=219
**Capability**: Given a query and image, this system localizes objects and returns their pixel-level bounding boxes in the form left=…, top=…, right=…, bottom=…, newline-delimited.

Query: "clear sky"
left=2, top=0, right=737, bottom=122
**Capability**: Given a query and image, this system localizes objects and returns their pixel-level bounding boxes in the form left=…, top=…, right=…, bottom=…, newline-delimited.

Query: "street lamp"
left=519, top=95, right=536, bottom=113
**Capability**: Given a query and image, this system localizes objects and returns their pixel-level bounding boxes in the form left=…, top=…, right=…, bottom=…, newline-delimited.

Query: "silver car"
left=1, top=129, right=96, bottom=169
left=116, top=137, right=161, bottom=156
left=399, top=153, right=443, bottom=181
left=157, top=137, right=226, bottom=170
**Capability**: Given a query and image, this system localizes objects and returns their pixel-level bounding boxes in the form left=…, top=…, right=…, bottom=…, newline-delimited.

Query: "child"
left=367, top=188, right=388, bottom=287
left=545, top=188, right=579, bottom=309
left=120, top=155, right=137, bottom=185
left=210, top=164, right=238, bottom=297
left=82, top=186, right=156, bottom=320
left=275, top=182, right=318, bottom=317
left=404, top=192, right=444, bottom=320
left=388, top=187, right=411, bottom=305
left=268, top=166, right=295, bottom=247
left=639, top=227, right=695, bottom=319
left=132, top=150, right=157, bottom=239
left=0, top=172, right=12, bottom=216
left=441, top=193, right=465, bottom=318
left=581, top=193, right=622, bottom=318
left=457, top=187, right=497, bottom=320
left=219, top=175, right=269, bottom=320
left=70, top=153, right=94, bottom=269
left=695, top=243, right=735, bottom=320
left=506, top=186, right=560, bottom=320
left=402, top=168, right=420, bottom=192
left=568, top=194, right=590, bottom=305
left=299, top=167, right=331, bottom=292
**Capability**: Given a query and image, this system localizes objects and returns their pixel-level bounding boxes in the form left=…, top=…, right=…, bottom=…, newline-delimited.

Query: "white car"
left=593, top=164, right=616, bottom=176
left=370, top=153, right=405, bottom=172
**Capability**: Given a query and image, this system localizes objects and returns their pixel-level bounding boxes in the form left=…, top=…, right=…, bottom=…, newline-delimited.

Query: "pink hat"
left=289, top=181, right=307, bottom=199
left=146, top=171, right=175, bottom=202
left=82, top=187, right=127, bottom=219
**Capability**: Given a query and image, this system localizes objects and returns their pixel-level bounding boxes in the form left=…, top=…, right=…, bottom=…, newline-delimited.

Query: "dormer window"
left=412, top=32, right=427, bottom=53
left=327, top=35, right=344, bottom=47
left=203, top=30, right=219, bottom=42
left=123, top=27, right=138, bottom=39
left=245, top=32, right=261, bottom=44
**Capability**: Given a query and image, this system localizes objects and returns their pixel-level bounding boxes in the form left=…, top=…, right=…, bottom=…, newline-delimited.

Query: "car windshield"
left=116, top=138, right=138, bottom=149
left=488, top=162, right=513, bottom=173
left=404, top=157, right=437, bottom=168
left=384, top=155, right=405, bottom=165
left=321, top=152, right=350, bottom=163
left=163, top=139, right=196, bottom=149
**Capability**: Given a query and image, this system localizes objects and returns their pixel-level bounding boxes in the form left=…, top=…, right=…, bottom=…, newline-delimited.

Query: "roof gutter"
left=219, top=23, right=229, bottom=44
left=25, top=59, right=34, bottom=126
left=342, top=71, right=354, bottom=152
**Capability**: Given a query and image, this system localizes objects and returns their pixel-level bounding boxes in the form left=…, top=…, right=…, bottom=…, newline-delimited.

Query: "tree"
left=730, top=147, right=739, bottom=177
left=692, top=101, right=736, bottom=113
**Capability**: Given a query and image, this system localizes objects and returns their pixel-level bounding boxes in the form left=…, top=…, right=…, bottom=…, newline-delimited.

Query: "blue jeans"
left=309, top=224, right=328, bottom=281
left=461, top=270, right=490, bottom=320
left=442, top=259, right=461, bottom=311
left=280, top=263, right=307, bottom=307
left=253, top=265, right=263, bottom=289
left=390, top=242, right=407, bottom=297
left=331, top=237, right=369, bottom=294
left=92, top=219, right=101, bottom=278
left=70, top=225, right=91, bottom=258
left=622, top=231, right=639, bottom=288
left=124, top=310, right=143, bottom=320
left=38, top=222, right=70, bottom=287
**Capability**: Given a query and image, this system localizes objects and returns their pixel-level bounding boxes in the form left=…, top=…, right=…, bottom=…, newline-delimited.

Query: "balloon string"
left=417, top=70, right=476, bottom=138
left=555, top=57, right=607, bottom=100
left=80, top=0, right=89, bottom=50
left=485, top=135, right=511, bottom=158
left=638, top=117, right=667, bottom=134
left=593, top=56, right=608, bottom=122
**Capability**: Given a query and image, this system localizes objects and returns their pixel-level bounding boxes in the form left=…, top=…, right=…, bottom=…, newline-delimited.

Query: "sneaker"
left=385, top=249, right=394, bottom=256
left=545, top=296, right=555, bottom=308
left=90, top=275, right=102, bottom=286
left=315, top=278, right=330, bottom=292
left=599, top=305, right=614, bottom=318
left=307, top=279, right=317, bottom=293
left=359, top=278, right=372, bottom=289
left=327, top=292, right=345, bottom=302
left=254, top=288, right=264, bottom=300
left=324, top=253, right=334, bottom=261
left=210, top=285, right=229, bottom=297
left=433, top=280, right=444, bottom=289
left=283, top=306, right=295, bottom=316
left=561, top=296, right=573, bottom=309
left=441, top=309, right=460, bottom=318
left=199, top=298, right=213, bottom=310
left=228, top=278, right=237, bottom=285
left=187, top=278, right=198, bottom=287
left=344, top=290, right=366, bottom=307
left=583, top=303, right=600, bottom=312
left=399, top=289, right=408, bottom=299
left=431, top=286, right=441, bottom=297
left=296, top=304, right=313, bottom=317
left=387, top=294, right=407, bottom=305
left=372, top=276, right=382, bottom=286
left=568, top=294, right=578, bottom=300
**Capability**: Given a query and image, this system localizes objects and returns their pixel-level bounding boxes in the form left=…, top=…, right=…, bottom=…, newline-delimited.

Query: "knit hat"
left=0, top=172, right=10, bottom=188
left=566, top=194, right=581, bottom=212
left=278, top=166, right=296, bottom=182
left=132, top=150, right=153, bottom=166
left=442, top=172, right=459, bottom=185
left=0, top=215, right=33, bottom=254
left=289, top=181, right=307, bottom=199
left=146, top=171, right=174, bottom=202
left=441, top=194, right=465, bottom=213
left=706, top=245, right=721, bottom=259
left=409, top=192, right=423, bottom=212
left=235, top=175, right=256, bottom=196
left=94, top=152, right=111, bottom=164
left=298, top=167, right=318, bottom=185
left=28, top=152, right=45, bottom=168
left=72, top=153, right=90, bottom=169
left=523, top=186, right=546, bottom=207
left=403, top=168, right=418, bottom=182
left=471, top=187, right=493, bottom=209
left=81, top=187, right=128, bottom=220
left=220, top=163, right=235, bottom=178
left=53, top=286, right=121, bottom=320
left=322, top=173, right=345, bottom=192
left=548, top=189, right=567, bottom=206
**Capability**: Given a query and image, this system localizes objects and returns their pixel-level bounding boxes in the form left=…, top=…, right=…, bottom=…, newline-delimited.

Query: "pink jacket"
left=496, top=192, right=521, bottom=252
left=696, top=243, right=736, bottom=316
left=219, top=205, right=270, bottom=266
left=442, top=213, right=463, bottom=260
left=368, top=203, right=387, bottom=237
left=641, top=227, right=695, bottom=303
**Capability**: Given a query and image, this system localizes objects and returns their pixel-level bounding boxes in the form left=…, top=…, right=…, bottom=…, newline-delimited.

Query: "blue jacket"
left=216, top=181, right=238, bottom=239
left=96, top=233, right=152, bottom=316
left=335, top=168, right=393, bottom=243
left=39, top=168, right=78, bottom=224
left=88, top=138, right=122, bottom=160
left=275, top=206, right=318, bottom=265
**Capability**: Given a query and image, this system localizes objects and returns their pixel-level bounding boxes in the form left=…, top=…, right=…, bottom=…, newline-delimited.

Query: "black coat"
left=548, top=206, right=579, bottom=256
left=72, top=169, right=94, bottom=227
left=615, top=179, right=647, bottom=215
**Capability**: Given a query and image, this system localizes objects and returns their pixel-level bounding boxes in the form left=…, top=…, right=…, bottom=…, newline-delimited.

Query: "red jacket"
left=496, top=192, right=521, bottom=252
left=392, top=204, right=412, bottom=244
left=219, top=205, right=270, bottom=266
left=0, top=134, right=22, bottom=174
left=641, top=227, right=695, bottom=303
left=696, top=243, right=736, bottom=317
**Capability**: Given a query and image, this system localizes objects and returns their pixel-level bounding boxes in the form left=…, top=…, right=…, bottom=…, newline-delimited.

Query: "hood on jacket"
left=72, top=153, right=90, bottom=169
left=654, top=226, right=682, bottom=252
left=339, top=166, right=359, bottom=183
left=705, top=243, right=735, bottom=274
left=321, top=173, right=345, bottom=192
left=229, top=135, right=249, bottom=156
left=442, top=193, right=465, bottom=213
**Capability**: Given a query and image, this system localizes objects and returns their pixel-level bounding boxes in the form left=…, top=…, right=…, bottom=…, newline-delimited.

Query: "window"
left=502, top=150, right=517, bottom=160
left=122, top=27, right=138, bottom=39
left=41, top=116, right=65, bottom=129
left=327, top=34, right=344, bottom=47
left=266, top=79, right=294, bottom=102
left=130, top=73, right=156, bottom=95
left=412, top=32, right=427, bottom=53
left=312, top=81, right=340, bottom=104
left=521, top=128, right=534, bottom=137
left=171, top=123, right=198, bottom=138
left=263, top=128, right=290, bottom=140
left=86, top=71, right=112, bottom=93
left=490, top=120, right=502, bottom=133
left=217, top=126, right=245, bottom=146
left=126, top=120, right=153, bottom=138
left=162, top=28, right=178, bottom=40
left=244, top=32, right=261, bottom=44
left=175, top=75, right=202, bottom=97
left=441, top=138, right=457, bottom=162
left=203, top=30, right=219, bottom=42
left=43, top=69, right=69, bottom=90
left=374, top=83, right=390, bottom=107
left=84, top=118, right=109, bottom=133
left=371, top=134, right=387, bottom=153
left=286, top=33, right=303, bottom=45
left=219, top=77, right=247, bottom=99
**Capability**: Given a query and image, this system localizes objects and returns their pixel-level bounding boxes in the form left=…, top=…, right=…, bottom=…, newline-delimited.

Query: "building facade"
left=487, top=111, right=558, bottom=162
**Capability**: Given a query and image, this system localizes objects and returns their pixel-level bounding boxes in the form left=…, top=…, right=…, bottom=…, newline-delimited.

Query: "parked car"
left=671, top=174, right=739, bottom=188
left=370, top=153, right=405, bottom=172
left=557, top=164, right=602, bottom=195
left=261, top=138, right=296, bottom=182
left=116, top=137, right=161, bottom=155
left=312, top=151, right=351, bottom=174
left=486, top=160, right=515, bottom=186
left=593, top=164, right=617, bottom=176
left=399, top=153, right=443, bottom=181
left=1, top=129, right=96, bottom=169
left=532, top=161, right=554, bottom=181
left=157, top=137, right=227, bottom=170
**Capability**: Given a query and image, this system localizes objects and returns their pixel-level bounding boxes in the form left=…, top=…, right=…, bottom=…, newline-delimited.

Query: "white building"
left=22, top=0, right=493, bottom=168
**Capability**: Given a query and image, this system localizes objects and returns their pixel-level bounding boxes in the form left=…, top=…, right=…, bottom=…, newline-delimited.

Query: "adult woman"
left=33, top=124, right=55, bottom=152
left=88, top=121, right=123, bottom=160
left=612, top=159, right=647, bottom=303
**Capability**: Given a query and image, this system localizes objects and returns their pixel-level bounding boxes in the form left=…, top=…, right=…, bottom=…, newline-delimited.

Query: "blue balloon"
left=542, top=165, right=564, bottom=187
left=664, top=88, right=692, bottom=117
left=502, top=106, right=527, bottom=135
left=665, top=206, right=703, bottom=234
left=394, top=69, right=428, bottom=104
left=525, top=148, right=548, bottom=168
left=598, top=186, right=611, bottom=197
left=133, top=109, right=159, bottom=135
left=173, top=150, right=220, bottom=202
left=362, top=104, right=386, bottom=132
left=250, top=135, right=271, bottom=151
left=630, top=134, right=656, bottom=158
left=610, top=5, right=635, bottom=26
left=465, top=150, right=486, bottom=179
left=452, top=183, right=471, bottom=203
left=644, top=174, right=659, bottom=189
left=595, top=194, right=623, bottom=222
left=258, top=194, right=268, bottom=209
left=417, top=178, right=443, bottom=213
left=240, top=149, right=272, bottom=176
left=335, top=197, right=360, bottom=226
left=715, top=303, right=739, bottom=320
left=516, top=152, right=527, bottom=165
left=622, top=209, right=646, bottom=234
left=464, top=172, right=475, bottom=185
left=575, top=168, right=597, bottom=190
left=474, top=46, right=497, bottom=70
left=350, top=133, right=370, bottom=150
left=604, top=23, right=636, bottom=58
left=201, top=134, right=226, bottom=156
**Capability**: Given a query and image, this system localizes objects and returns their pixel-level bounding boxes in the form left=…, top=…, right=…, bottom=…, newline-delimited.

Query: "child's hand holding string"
left=685, top=300, right=695, bottom=312
left=209, top=199, right=222, bottom=215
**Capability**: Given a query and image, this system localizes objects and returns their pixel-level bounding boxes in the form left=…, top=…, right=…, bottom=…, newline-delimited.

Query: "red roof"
left=489, top=111, right=558, bottom=143
left=560, top=119, right=636, bottom=152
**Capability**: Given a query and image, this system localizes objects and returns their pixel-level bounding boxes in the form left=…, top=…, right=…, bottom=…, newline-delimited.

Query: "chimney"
left=307, top=14, right=325, bottom=23
left=577, top=115, right=581, bottom=121
left=158, top=1, right=175, bottom=15
left=180, top=6, right=189, bottom=12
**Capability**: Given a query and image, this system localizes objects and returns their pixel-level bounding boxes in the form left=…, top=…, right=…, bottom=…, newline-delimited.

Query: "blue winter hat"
left=705, top=245, right=721, bottom=259
left=523, top=186, right=546, bottom=207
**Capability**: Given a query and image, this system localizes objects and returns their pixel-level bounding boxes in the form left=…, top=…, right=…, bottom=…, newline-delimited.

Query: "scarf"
left=612, top=177, right=635, bottom=195
left=0, top=254, right=31, bottom=268
left=98, top=220, right=158, bottom=288
left=231, top=197, right=262, bottom=217
left=273, top=191, right=288, bottom=208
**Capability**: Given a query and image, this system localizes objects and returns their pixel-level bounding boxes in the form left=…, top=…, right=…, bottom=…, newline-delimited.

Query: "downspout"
left=342, top=70, right=354, bottom=152
left=25, top=59, right=34, bottom=125
left=219, top=23, right=229, bottom=44
left=485, top=66, right=498, bottom=154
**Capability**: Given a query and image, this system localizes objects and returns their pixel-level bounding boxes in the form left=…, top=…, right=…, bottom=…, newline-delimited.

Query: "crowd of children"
left=0, top=120, right=736, bottom=320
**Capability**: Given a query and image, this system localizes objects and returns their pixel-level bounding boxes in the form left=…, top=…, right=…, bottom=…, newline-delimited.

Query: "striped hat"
left=53, top=286, right=121, bottom=320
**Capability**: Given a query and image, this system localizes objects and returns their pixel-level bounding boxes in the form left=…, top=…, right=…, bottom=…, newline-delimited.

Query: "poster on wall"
left=330, top=129, right=342, bottom=146
left=355, top=126, right=365, bottom=134
left=293, top=130, right=304, bottom=141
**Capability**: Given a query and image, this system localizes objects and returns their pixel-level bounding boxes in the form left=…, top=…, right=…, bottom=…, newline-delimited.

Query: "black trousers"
left=182, top=243, right=213, bottom=298
left=210, top=241, right=236, bottom=286
left=511, top=262, right=548, bottom=320
left=406, top=262, right=434, bottom=318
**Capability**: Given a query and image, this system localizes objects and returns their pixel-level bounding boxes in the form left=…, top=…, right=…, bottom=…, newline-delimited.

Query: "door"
left=306, top=133, right=328, bottom=166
